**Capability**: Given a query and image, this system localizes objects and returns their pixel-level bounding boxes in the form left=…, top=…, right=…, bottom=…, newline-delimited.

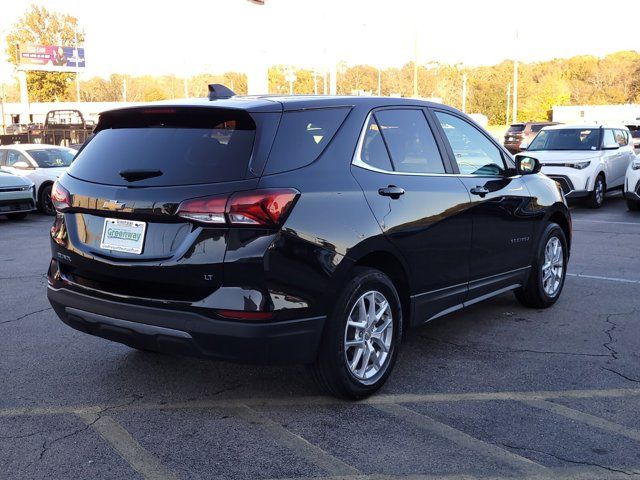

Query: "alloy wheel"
left=343, top=290, right=393, bottom=383
left=542, top=236, right=564, bottom=297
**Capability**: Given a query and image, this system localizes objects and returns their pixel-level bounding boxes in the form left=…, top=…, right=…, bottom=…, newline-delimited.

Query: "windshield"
left=27, top=148, right=76, bottom=168
left=528, top=128, right=601, bottom=151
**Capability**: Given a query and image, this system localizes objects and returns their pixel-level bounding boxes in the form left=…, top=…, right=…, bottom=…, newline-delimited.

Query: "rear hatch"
left=55, top=105, right=281, bottom=302
left=505, top=123, right=525, bottom=142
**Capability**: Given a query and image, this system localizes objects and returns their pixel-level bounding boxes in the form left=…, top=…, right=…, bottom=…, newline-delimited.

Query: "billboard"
left=18, top=44, right=85, bottom=72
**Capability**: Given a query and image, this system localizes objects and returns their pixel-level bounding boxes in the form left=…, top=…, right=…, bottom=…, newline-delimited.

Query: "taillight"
left=176, top=196, right=227, bottom=224
left=177, top=188, right=299, bottom=227
left=51, top=180, right=71, bottom=212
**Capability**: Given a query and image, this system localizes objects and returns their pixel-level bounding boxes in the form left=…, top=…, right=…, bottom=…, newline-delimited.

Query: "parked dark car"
left=504, top=122, right=559, bottom=154
left=625, top=123, right=640, bottom=152
left=47, top=89, right=571, bottom=398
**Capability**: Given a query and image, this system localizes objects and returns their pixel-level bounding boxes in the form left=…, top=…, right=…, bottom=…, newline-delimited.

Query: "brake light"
left=177, top=188, right=299, bottom=227
left=227, top=189, right=298, bottom=226
left=51, top=181, right=71, bottom=212
left=176, top=195, right=227, bottom=224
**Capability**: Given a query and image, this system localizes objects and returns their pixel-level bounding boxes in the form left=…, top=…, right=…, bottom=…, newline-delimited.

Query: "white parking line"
left=373, top=403, right=547, bottom=474
left=571, top=219, right=640, bottom=226
left=76, top=411, right=179, bottom=480
left=523, top=400, right=640, bottom=442
left=267, top=466, right=635, bottom=480
left=2, top=388, right=640, bottom=417
left=567, top=273, right=640, bottom=284
left=232, top=405, right=360, bottom=476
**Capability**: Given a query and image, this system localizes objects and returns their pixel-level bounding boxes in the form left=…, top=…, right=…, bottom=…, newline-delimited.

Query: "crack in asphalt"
left=0, top=307, right=53, bottom=327
left=601, top=309, right=638, bottom=361
left=602, top=367, right=640, bottom=384
left=603, top=314, right=620, bottom=360
left=419, top=335, right=609, bottom=358
left=500, top=443, right=638, bottom=476
left=25, top=395, right=144, bottom=469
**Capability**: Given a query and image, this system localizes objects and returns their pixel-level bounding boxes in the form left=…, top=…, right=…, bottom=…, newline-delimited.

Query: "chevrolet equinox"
left=47, top=86, right=571, bottom=399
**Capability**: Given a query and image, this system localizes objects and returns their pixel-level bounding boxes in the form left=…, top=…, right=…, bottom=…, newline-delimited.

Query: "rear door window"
left=373, top=109, right=445, bottom=174
left=265, top=107, right=350, bottom=174
left=359, top=115, right=394, bottom=171
left=67, top=108, right=256, bottom=186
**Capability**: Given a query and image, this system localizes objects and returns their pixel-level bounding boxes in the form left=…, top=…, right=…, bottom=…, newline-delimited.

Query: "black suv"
left=47, top=89, right=571, bottom=398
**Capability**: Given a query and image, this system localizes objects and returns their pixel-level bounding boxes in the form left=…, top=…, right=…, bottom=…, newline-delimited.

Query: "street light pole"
left=74, top=27, right=80, bottom=104
left=506, top=82, right=511, bottom=126
left=512, top=30, right=519, bottom=124
left=461, top=73, right=467, bottom=113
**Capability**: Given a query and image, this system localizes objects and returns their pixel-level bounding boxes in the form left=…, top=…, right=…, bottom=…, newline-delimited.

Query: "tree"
left=5, top=5, right=85, bottom=102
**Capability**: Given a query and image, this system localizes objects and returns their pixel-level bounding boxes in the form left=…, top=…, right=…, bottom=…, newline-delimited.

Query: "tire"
left=39, top=184, right=55, bottom=216
left=6, top=212, right=28, bottom=220
left=310, top=267, right=402, bottom=399
left=515, top=223, right=568, bottom=309
left=627, top=198, right=640, bottom=211
left=585, top=174, right=606, bottom=209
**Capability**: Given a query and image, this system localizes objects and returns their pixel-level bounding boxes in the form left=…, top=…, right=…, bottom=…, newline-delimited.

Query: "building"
left=552, top=104, right=640, bottom=125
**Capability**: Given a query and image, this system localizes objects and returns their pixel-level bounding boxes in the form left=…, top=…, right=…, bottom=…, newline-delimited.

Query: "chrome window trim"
left=351, top=110, right=511, bottom=179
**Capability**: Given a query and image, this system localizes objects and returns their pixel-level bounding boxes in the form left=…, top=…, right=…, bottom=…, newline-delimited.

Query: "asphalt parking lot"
left=1, top=194, right=639, bottom=480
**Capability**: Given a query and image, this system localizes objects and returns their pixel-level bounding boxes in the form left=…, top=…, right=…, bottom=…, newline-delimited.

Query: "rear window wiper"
left=119, top=169, right=163, bottom=182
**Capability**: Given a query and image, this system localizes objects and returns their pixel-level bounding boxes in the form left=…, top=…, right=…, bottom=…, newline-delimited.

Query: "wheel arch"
left=351, top=250, right=412, bottom=336
left=547, top=209, right=572, bottom=254
left=37, top=180, right=54, bottom=205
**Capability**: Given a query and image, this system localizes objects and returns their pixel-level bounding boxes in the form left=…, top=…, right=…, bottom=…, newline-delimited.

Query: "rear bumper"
left=47, top=286, right=325, bottom=365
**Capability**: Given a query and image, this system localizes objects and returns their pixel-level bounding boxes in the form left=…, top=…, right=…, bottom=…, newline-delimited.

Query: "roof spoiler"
left=208, top=84, right=236, bottom=100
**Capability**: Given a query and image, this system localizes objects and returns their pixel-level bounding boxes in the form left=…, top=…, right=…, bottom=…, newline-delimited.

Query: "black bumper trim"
left=48, top=286, right=325, bottom=365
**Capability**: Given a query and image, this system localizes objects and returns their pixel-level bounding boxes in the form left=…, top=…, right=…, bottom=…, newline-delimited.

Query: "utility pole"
left=183, top=76, right=189, bottom=98
left=0, top=82, right=5, bottom=134
left=461, top=73, right=467, bottom=113
left=74, top=27, right=81, bottom=104
left=313, top=70, right=318, bottom=95
left=412, top=32, right=418, bottom=98
left=506, top=82, right=511, bottom=126
left=512, top=30, right=519, bottom=124
left=377, top=67, right=381, bottom=96
left=323, top=69, right=328, bottom=95
left=122, top=76, right=127, bottom=102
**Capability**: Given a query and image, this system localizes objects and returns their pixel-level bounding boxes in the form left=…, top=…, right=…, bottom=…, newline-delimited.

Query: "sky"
left=0, top=0, right=638, bottom=80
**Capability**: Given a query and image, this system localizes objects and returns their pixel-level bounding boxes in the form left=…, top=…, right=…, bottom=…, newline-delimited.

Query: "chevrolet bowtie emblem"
left=102, top=200, right=125, bottom=211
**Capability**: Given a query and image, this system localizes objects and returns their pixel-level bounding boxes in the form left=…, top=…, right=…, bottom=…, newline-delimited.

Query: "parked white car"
left=0, top=170, right=35, bottom=220
left=0, top=144, right=77, bottom=215
left=524, top=124, right=636, bottom=208
left=623, top=154, right=640, bottom=211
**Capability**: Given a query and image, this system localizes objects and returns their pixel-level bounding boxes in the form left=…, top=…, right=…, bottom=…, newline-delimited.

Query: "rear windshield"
left=528, top=128, right=601, bottom=151
left=67, top=108, right=256, bottom=186
left=28, top=148, right=75, bottom=168
left=507, top=124, right=525, bottom=133
left=626, top=125, right=640, bottom=138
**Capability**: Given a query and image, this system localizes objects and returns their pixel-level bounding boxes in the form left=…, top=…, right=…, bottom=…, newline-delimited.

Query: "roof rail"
left=208, top=84, right=236, bottom=100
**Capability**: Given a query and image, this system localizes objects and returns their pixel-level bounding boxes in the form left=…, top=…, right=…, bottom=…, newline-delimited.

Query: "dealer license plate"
left=100, top=218, right=146, bottom=254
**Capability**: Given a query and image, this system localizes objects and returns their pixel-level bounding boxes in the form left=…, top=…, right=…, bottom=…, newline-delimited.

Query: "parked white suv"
left=0, top=144, right=76, bottom=215
left=525, top=124, right=636, bottom=208
left=624, top=154, right=640, bottom=211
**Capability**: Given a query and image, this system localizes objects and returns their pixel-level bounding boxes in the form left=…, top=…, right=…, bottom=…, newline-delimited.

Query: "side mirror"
left=603, top=143, right=620, bottom=150
left=515, top=155, right=541, bottom=175
left=12, top=161, right=34, bottom=170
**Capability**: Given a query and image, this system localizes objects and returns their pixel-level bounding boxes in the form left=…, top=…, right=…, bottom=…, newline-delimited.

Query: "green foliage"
left=5, top=4, right=85, bottom=102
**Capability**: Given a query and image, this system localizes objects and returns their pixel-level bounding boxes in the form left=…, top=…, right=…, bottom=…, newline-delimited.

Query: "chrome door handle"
left=470, top=186, right=489, bottom=197
left=378, top=185, right=405, bottom=199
